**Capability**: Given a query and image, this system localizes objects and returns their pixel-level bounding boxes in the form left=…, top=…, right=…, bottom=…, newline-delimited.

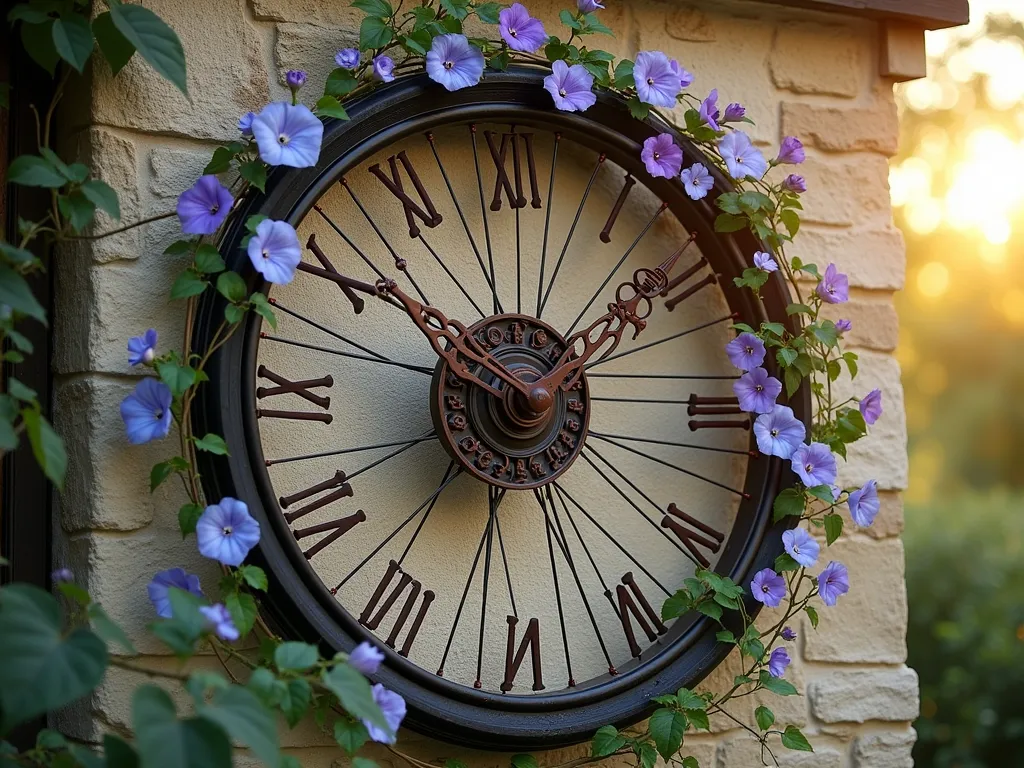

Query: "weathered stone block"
left=73, top=128, right=142, bottom=264
left=789, top=154, right=893, bottom=227
left=781, top=96, right=899, bottom=156
left=851, top=728, right=916, bottom=768
left=716, top=734, right=843, bottom=767
left=809, top=667, right=919, bottom=723
left=820, top=297, right=900, bottom=352
left=770, top=21, right=866, bottom=98
left=836, top=491, right=904, bottom=540
left=789, top=227, right=906, bottom=291
left=665, top=6, right=717, bottom=42
left=275, top=23, right=360, bottom=104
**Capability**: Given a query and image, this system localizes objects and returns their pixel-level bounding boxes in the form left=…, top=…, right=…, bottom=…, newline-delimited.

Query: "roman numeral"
left=484, top=130, right=542, bottom=211
left=280, top=470, right=354, bottom=524
left=257, top=365, right=333, bottom=409
left=294, top=509, right=366, bottom=560
left=615, top=572, right=667, bottom=658
left=687, top=394, right=749, bottom=431
left=500, top=616, right=544, bottom=692
left=661, top=503, right=725, bottom=569
left=599, top=173, right=636, bottom=243
left=301, top=233, right=378, bottom=314
left=368, top=151, right=443, bottom=238
left=665, top=274, right=717, bottom=311
left=359, top=559, right=434, bottom=657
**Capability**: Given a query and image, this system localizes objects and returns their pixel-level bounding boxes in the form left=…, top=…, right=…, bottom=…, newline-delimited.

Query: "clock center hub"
left=429, top=313, right=591, bottom=490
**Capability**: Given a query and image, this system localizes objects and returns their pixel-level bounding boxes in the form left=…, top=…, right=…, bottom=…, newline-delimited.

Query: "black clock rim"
left=192, top=66, right=809, bottom=750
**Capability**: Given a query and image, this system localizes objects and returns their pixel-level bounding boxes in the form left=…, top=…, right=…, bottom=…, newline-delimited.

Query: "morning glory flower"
left=363, top=684, right=406, bottom=744
left=753, top=405, right=805, bottom=460
left=750, top=568, right=786, bottom=608
left=753, top=251, right=778, bottom=272
left=543, top=60, right=596, bottom=112
left=791, top=442, right=838, bottom=488
left=51, top=568, right=74, bottom=583
left=349, top=641, right=385, bottom=676
left=781, top=626, right=797, bottom=642
left=373, top=54, right=395, bottom=82
left=251, top=102, right=324, bottom=168
left=286, top=70, right=306, bottom=89
left=238, top=112, right=256, bottom=137
left=860, top=388, right=883, bottom=425
left=816, top=263, right=849, bottom=304
left=669, top=58, right=694, bottom=89
left=248, top=219, right=301, bottom=284
left=578, top=0, right=604, bottom=10
left=499, top=3, right=547, bottom=53
left=818, top=561, right=850, bottom=607
left=147, top=567, right=203, bottom=619
left=177, top=175, right=233, bottom=236
left=426, top=34, right=485, bottom=92
left=782, top=174, right=807, bottom=193
left=633, top=51, right=680, bottom=108
left=725, top=332, right=766, bottom=371
left=718, top=130, right=767, bottom=181
left=681, top=163, right=713, bottom=200
left=782, top=527, right=820, bottom=568
left=848, top=479, right=880, bottom=527
left=699, top=89, right=721, bottom=131
left=723, top=102, right=746, bottom=122
left=768, top=647, right=791, bottom=678
left=829, top=484, right=843, bottom=501
left=835, top=319, right=853, bottom=334
left=733, top=367, right=781, bottom=414
left=120, top=378, right=173, bottom=445
left=196, top=497, right=261, bottom=567
left=335, top=48, right=360, bottom=69
left=776, top=136, right=806, bottom=165
left=641, top=134, right=683, bottom=179
left=199, top=603, right=240, bottom=642
left=128, top=329, right=158, bottom=366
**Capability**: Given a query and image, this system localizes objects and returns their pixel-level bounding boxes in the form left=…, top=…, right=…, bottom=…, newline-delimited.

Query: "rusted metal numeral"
left=661, top=503, right=725, bottom=569
left=614, top=571, right=668, bottom=658
left=484, top=130, right=542, bottom=211
left=294, top=509, right=366, bottom=560
left=280, top=470, right=354, bottom=524
left=599, top=173, right=636, bottom=243
left=369, top=150, right=443, bottom=238
left=302, top=233, right=377, bottom=314
left=257, top=365, right=333, bottom=409
left=359, top=559, right=435, bottom=657
left=500, top=616, right=544, bottom=692
left=687, top=394, right=749, bottom=431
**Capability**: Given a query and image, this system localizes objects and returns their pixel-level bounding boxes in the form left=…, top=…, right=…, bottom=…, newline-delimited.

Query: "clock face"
left=195, top=70, right=805, bottom=750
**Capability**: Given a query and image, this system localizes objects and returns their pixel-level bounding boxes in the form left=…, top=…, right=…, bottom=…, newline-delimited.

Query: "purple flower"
left=818, top=561, right=850, bottom=607
left=681, top=163, right=713, bottom=200
left=633, top=51, right=680, bottom=108
left=200, top=604, right=240, bottom=642
left=816, top=263, right=849, bottom=304
left=699, top=89, right=721, bottom=131
left=335, top=48, right=360, bottom=69
left=128, top=329, right=158, bottom=366
left=373, top=55, right=395, bottom=82
left=363, top=684, right=406, bottom=744
left=669, top=58, right=694, bottom=89
left=753, top=251, right=778, bottom=273
left=641, top=134, right=683, bottom=179
left=725, top=332, right=766, bottom=371
left=120, top=378, right=173, bottom=445
left=147, top=568, right=203, bottom=619
left=848, top=479, right=879, bottom=527
left=768, top=647, right=791, bottom=678
left=860, top=388, right=883, bottom=425
left=719, top=131, right=767, bottom=181
left=754, top=405, right=806, bottom=460
left=499, top=3, right=546, bottom=53
left=781, top=626, right=797, bottom=642
left=426, top=34, right=485, bottom=92
left=782, top=527, right=820, bottom=568
left=177, top=175, right=233, bottom=236
left=251, top=102, right=323, bottom=168
left=196, top=497, right=261, bottom=567
left=239, top=112, right=256, bottom=137
left=543, top=60, right=596, bottom=112
left=835, top=318, right=853, bottom=334
left=578, top=0, right=604, bottom=10
left=791, top=442, right=838, bottom=488
left=733, top=367, right=781, bottom=414
left=829, top=484, right=842, bottom=501
left=750, top=568, right=786, bottom=608
left=723, top=102, right=746, bottom=122
left=776, top=136, right=805, bottom=165
left=51, top=568, right=74, bottom=583
left=349, top=641, right=385, bottom=676
left=248, top=219, right=301, bottom=284
left=286, top=70, right=306, bottom=89
left=781, top=174, right=807, bottom=193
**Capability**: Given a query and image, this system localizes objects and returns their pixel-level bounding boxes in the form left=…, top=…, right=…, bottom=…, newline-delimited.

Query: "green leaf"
left=759, top=669, right=798, bottom=697
left=773, top=488, right=806, bottom=522
left=88, top=602, right=137, bottom=654
left=676, top=688, right=706, bottom=710
left=636, top=741, right=658, bottom=768
left=475, top=2, right=501, bottom=23
left=216, top=271, right=247, bottom=304
left=132, top=686, right=232, bottom=768
left=784, top=365, right=802, bottom=398
left=591, top=725, right=625, bottom=757
left=59, top=190, right=97, bottom=232
left=754, top=705, right=775, bottom=731
left=581, top=11, right=613, bottom=35
left=325, top=68, right=359, bottom=97
left=7, top=377, right=36, bottom=403
left=334, top=719, right=369, bottom=756
left=150, top=459, right=181, bottom=492
left=224, top=591, right=258, bottom=637
left=777, top=347, right=798, bottom=368
left=245, top=214, right=269, bottom=233
left=661, top=590, right=691, bottom=620
left=807, top=484, right=836, bottom=504
left=204, top=146, right=238, bottom=175
left=774, top=552, right=800, bottom=573
left=8, top=5, right=51, bottom=24
left=715, top=630, right=735, bottom=644
left=103, top=734, right=140, bottom=768
left=322, top=664, right=390, bottom=735
left=649, top=707, right=686, bottom=759
left=274, top=641, right=319, bottom=672
left=81, top=180, right=122, bottom=220
left=680, top=758, right=699, bottom=768
left=108, top=1, right=188, bottom=95
left=193, top=433, right=229, bottom=455
left=249, top=292, right=277, bottom=330
left=510, top=756, right=538, bottom=768
left=489, top=50, right=510, bottom=71
left=156, top=360, right=197, bottom=397
left=787, top=302, right=814, bottom=316
left=352, top=0, right=393, bottom=16
left=51, top=14, right=93, bottom=73
left=178, top=503, right=203, bottom=537
left=685, top=708, right=710, bottom=731
left=805, top=605, right=819, bottom=629
left=93, top=11, right=136, bottom=75
left=780, top=208, right=800, bottom=237
left=843, top=351, right=859, bottom=379
left=714, top=213, right=747, bottom=233
left=439, top=0, right=471, bottom=20
left=22, top=409, right=67, bottom=489
left=613, top=58, right=634, bottom=89
left=0, top=584, right=108, bottom=729
left=781, top=725, right=813, bottom=752
left=194, top=244, right=225, bottom=275
left=824, top=513, right=843, bottom=545
left=359, top=16, right=393, bottom=50
left=170, top=270, right=208, bottom=300
left=315, top=95, right=349, bottom=121
left=627, top=97, right=650, bottom=121
left=236, top=159, right=266, bottom=192
left=696, top=599, right=723, bottom=621
left=238, top=565, right=268, bottom=591
left=8, top=154, right=65, bottom=188
left=559, top=8, right=582, bottom=29
left=22, top=19, right=60, bottom=75
left=200, top=686, right=280, bottom=768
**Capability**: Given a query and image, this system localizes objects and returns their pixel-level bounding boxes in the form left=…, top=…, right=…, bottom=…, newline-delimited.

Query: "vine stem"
left=66, top=211, right=177, bottom=240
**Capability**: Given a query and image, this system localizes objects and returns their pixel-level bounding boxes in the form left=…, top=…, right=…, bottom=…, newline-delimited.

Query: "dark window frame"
left=747, top=0, right=968, bottom=29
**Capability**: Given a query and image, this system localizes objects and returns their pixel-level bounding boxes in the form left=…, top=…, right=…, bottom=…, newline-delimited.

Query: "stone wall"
left=53, top=0, right=916, bottom=765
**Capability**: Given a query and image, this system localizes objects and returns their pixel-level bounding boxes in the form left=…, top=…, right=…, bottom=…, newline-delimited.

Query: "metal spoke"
left=270, top=300, right=392, bottom=362
left=418, top=234, right=487, bottom=319
left=345, top=433, right=436, bottom=483
left=470, top=125, right=502, bottom=314
left=535, top=133, right=560, bottom=316
left=260, top=334, right=433, bottom=375
left=585, top=313, right=737, bottom=370
left=474, top=487, right=499, bottom=688
left=590, top=431, right=753, bottom=457
left=265, top=433, right=436, bottom=467
left=537, top=488, right=574, bottom=686
left=587, top=372, right=739, bottom=380
left=312, top=204, right=387, bottom=281
left=398, top=461, right=457, bottom=565
left=494, top=510, right=518, bottom=619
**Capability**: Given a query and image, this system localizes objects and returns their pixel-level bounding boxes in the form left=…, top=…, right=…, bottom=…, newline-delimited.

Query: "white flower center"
left=559, top=88, right=567, bottom=97
left=222, top=526, right=233, bottom=536
left=647, top=77, right=654, bottom=85
left=755, top=384, right=763, bottom=392
left=444, top=60, right=454, bottom=70
left=278, top=133, right=290, bottom=145
left=770, top=428, right=779, bottom=437
left=653, top=152, right=660, bottom=160
left=509, top=27, right=517, bottom=36
left=209, top=204, right=219, bottom=214
left=804, top=463, right=813, bottom=473
left=262, top=248, right=270, bottom=260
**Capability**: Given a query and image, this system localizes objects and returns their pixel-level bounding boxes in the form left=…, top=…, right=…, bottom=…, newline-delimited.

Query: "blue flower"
left=499, top=3, right=547, bottom=53
left=733, top=367, right=781, bottom=414
left=128, top=329, right=158, bottom=366
left=349, top=641, right=385, bottom=675
left=363, top=684, right=406, bottom=744
left=848, top=479, right=880, bottom=527
left=286, top=70, right=306, bottom=89
left=544, top=60, right=596, bottom=113
left=373, top=55, right=395, bottom=83
left=718, top=130, right=767, bottom=181
left=239, top=112, right=256, bottom=137
left=753, top=251, right=778, bottom=273
left=200, top=603, right=240, bottom=642
left=177, top=175, right=233, bottom=236
left=725, top=332, right=766, bottom=371
left=699, top=88, right=721, bottom=131
left=51, top=568, right=74, bottom=583
left=426, top=34, right=485, bottom=92
left=753, top=405, right=806, bottom=460
left=680, top=163, right=713, bottom=200
left=120, top=378, right=173, bottom=445
left=247, top=219, right=301, bottom=284
left=768, top=647, right=791, bottom=678
left=818, top=561, right=850, bottom=607
left=791, top=442, right=838, bottom=488
left=782, top=527, right=820, bottom=568
left=633, top=51, right=679, bottom=109
left=335, top=48, right=360, bottom=69
left=251, top=102, right=323, bottom=168
left=148, top=567, right=203, bottom=619
left=196, top=497, right=261, bottom=567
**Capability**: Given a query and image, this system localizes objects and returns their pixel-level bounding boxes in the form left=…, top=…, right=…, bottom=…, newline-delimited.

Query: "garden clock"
left=194, top=68, right=807, bottom=750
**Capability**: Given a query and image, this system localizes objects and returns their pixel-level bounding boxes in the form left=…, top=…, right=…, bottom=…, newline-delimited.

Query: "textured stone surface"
left=820, top=297, right=900, bottom=352
left=769, top=21, right=866, bottom=97
left=275, top=23, right=360, bottom=103
left=665, top=6, right=717, bottom=42
left=782, top=97, right=900, bottom=156
left=792, top=154, right=894, bottom=227
left=809, top=668, right=920, bottom=723
left=789, top=227, right=907, bottom=291
left=851, top=728, right=917, bottom=768
left=716, top=734, right=843, bottom=768
left=75, top=128, right=142, bottom=264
